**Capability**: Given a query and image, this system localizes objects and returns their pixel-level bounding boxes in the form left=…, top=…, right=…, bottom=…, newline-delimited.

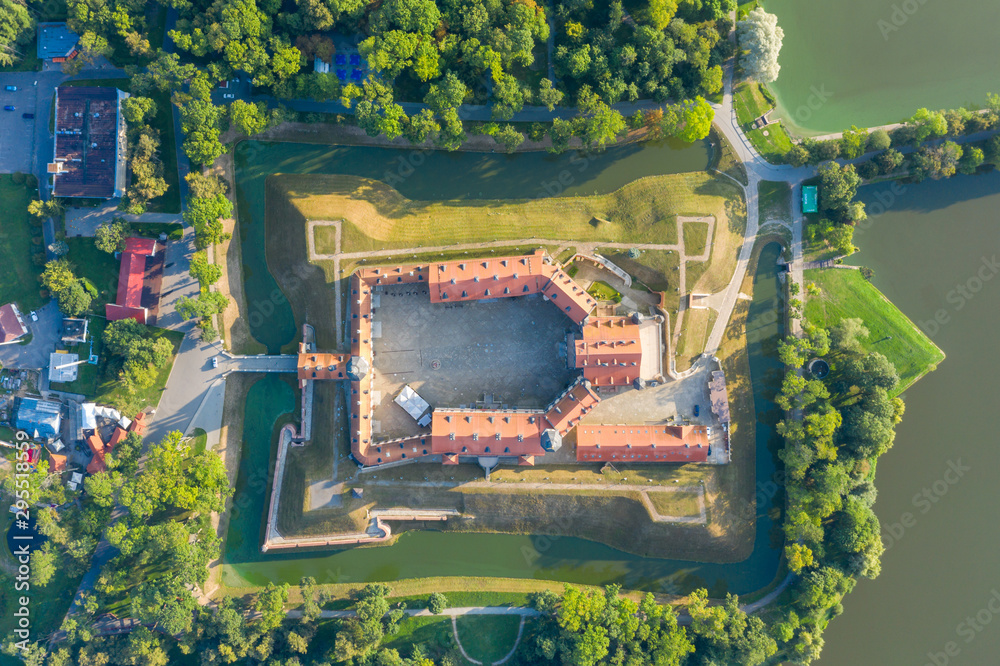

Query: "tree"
left=427, top=592, right=447, bottom=614
left=176, top=292, right=230, bottom=320
left=57, top=281, right=92, bottom=317
left=27, top=198, right=64, bottom=220
left=839, top=125, right=868, bottom=160
left=190, top=253, right=223, bottom=288
left=229, top=100, right=269, bottom=136
left=738, top=8, right=783, bottom=83
left=536, top=78, right=563, bottom=111
left=786, top=144, right=810, bottom=167
left=30, top=548, right=57, bottom=586
left=818, top=161, right=862, bottom=221
left=370, top=0, right=441, bottom=34
left=907, top=108, right=948, bottom=143
left=958, top=145, right=984, bottom=175
left=873, top=148, right=904, bottom=174
left=425, top=72, right=466, bottom=113
left=495, top=124, right=524, bottom=152
left=640, top=0, right=678, bottom=30
left=184, top=193, right=233, bottom=248
left=910, top=142, right=963, bottom=181
left=121, top=96, right=157, bottom=125
left=185, top=172, right=228, bottom=199
left=676, top=97, right=714, bottom=142
left=41, top=259, right=77, bottom=294
left=103, top=318, right=147, bottom=357
left=0, top=0, right=34, bottom=68
left=95, top=218, right=131, bottom=254
left=867, top=128, right=891, bottom=152
left=575, top=87, right=626, bottom=149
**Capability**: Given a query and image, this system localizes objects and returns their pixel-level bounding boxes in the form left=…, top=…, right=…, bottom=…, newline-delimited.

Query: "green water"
left=234, top=138, right=711, bottom=352
left=222, top=242, right=787, bottom=597
left=817, top=172, right=1000, bottom=663
left=765, top=0, right=1000, bottom=134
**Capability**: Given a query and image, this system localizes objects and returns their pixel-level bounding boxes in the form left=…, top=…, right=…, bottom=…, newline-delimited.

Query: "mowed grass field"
left=0, top=175, right=46, bottom=312
left=804, top=268, right=945, bottom=393
left=454, top=614, right=523, bottom=664
left=275, top=172, right=740, bottom=255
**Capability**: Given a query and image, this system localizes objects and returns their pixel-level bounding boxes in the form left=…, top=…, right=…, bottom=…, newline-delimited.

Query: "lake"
left=819, top=171, right=1000, bottom=663
left=765, top=0, right=1000, bottom=135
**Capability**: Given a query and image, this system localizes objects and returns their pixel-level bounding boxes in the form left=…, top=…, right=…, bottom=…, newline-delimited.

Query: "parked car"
left=222, top=93, right=234, bottom=99
left=3, top=106, right=14, bottom=112
left=29, top=311, right=37, bottom=322
left=693, top=404, right=700, bottom=417
left=4, top=85, right=16, bottom=92
left=212, top=356, right=219, bottom=368
left=21, top=113, right=33, bottom=119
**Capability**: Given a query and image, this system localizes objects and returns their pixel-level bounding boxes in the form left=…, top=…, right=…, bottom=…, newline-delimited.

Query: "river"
left=765, top=0, right=1000, bottom=135
left=819, top=172, right=1000, bottom=664
left=226, top=140, right=789, bottom=597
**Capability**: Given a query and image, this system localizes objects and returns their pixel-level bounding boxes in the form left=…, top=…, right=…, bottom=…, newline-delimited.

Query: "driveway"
left=65, top=201, right=183, bottom=238
left=0, top=301, right=61, bottom=370
left=0, top=76, right=40, bottom=173
left=155, top=227, right=199, bottom=330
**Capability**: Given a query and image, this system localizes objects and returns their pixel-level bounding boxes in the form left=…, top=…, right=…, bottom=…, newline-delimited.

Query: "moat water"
left=225, top=141, right=786, bottom=596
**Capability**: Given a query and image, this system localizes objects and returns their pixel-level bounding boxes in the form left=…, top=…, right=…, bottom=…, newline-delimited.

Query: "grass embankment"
left=455, top=614, right=523, bottom=663
left=0, top=175, right=45, bottom=312
left=758, top=181, right=792, bottom=224
left=733, top=81, right=794, bottom=163
left=683, top=221, right=709, bottom=256
left=280, top=172, right=735, bottom=257
left=804, top=268, right=944, bottom=393
left=646, top=490, right=702, bottom=517
left=676, top=307, right=717, bottom=372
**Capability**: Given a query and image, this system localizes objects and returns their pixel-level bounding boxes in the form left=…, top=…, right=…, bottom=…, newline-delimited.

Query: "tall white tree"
left=738, top=7, right=784, bottom=83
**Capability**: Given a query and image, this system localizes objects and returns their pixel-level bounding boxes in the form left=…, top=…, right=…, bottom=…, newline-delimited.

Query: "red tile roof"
left=48, top=452, right=67, bottom=472
left=575, top=317, right=643, bottom=387
left=540, top=266, right=597, bottom=324
left=544, top=380, right=600, bottom=435
left=106, top=238, right=158, bottom=324
left=0, top=304, right=27, bottom=343
left=127, top=411, right=147, bottom=435
left=576, top=424, right=710, bottom=463
left=298, top=353, right=349, bottom=381
left=86, top=433, right=107, bottom=474
left=430, top=410, right=545, bottom=458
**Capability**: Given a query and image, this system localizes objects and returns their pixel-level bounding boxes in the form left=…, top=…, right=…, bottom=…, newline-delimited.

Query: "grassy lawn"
left=190, top=427, right=208, bottom=454
left=132, top=221, right=183, bottom=240
left=382, top=616, right=455, bottom=656
left=758, top=181, right=792, bottom=224
left=288, top=172, right=737, bottom=255
left=0, top=175, right=45, bottom=312
left=682, top=220, right=709, bottom=257
left=454, top=615, right=523, bottom=664
left=746, top=124, right=794, bottom=164
left=145, top=88, right=181, bottom=213
left=676, top=307, right=717, bottom=372
left=804, top=268, right=945, bottom=393
left=64, top=237, right=121, bottom=312
left=734, top=81, right=772, bottom=126
left=646, top=490, right=702, bottom=517
left=586, top=280, right=622, bottom=302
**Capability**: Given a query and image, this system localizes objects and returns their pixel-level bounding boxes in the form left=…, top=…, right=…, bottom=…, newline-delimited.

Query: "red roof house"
left=106, top=238, right=159, bottom=324
left=0, top=303, right=28, bottom=344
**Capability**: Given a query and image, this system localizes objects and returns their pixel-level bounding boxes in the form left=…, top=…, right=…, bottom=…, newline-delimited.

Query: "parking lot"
left=0, top=76, right=39, bottom=174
